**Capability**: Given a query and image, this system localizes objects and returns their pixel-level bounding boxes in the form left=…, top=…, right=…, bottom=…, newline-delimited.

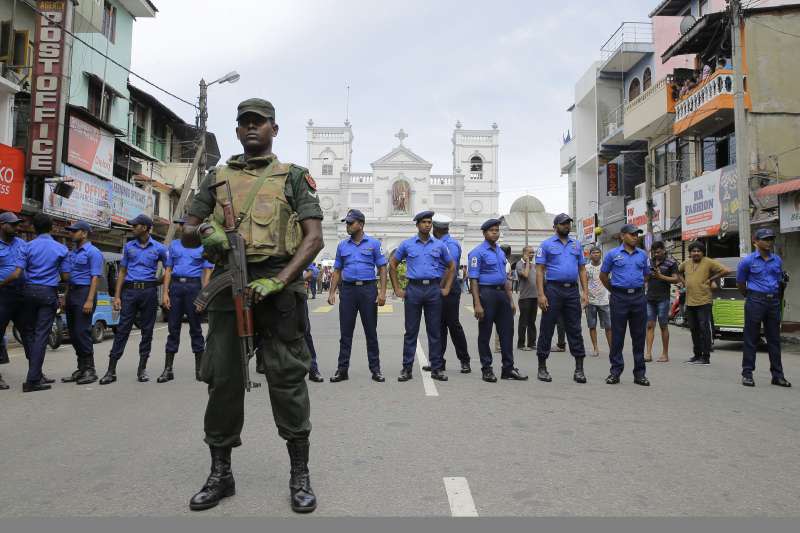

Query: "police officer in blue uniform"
left=305, top=263, right=319, bottom=299
left=0, top=211, right=27, bottom=390
left=301, top=270, right=324, bottom=383
left=535, top=213, right=588, bottom=383
left=427, top=214, right=471, bottom=374
left=157, top=217, right=214, bottom=383
left=389, top=211, right=455, bottom=382
left=100, top=214, right=169, bottom=385
left=19, top=213, right=68, bottom=392
left=328, top=209, right=388, bottom=383
left=599, top=224, right=650, bottom=386
left=61, top=221, right=104, bottom=385
left=737, top=228, right=791, bottom=388
left=468, top=219, right=528, bottom=382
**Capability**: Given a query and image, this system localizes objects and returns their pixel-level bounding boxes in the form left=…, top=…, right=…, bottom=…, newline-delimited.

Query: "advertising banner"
left=626, top=192, right=665, bottom=233
left=581, top=215, right=596, bottom=244
left=0, top=144, right=25, bottom=212
left=681, top=165, right=738, bottom=240
left=111, top=177, right=151, bottom=225
left=67, top=116, right=115, bottom=179
left=43, top=165, right=112, bottom=226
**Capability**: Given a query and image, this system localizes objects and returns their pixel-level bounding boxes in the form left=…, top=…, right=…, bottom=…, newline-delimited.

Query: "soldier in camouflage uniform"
left=183, top=98, right=323, bottom=513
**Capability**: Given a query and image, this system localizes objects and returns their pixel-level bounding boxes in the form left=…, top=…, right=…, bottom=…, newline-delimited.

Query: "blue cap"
left=341, top=209, right=365, bottom=223
left=755, top=228, right=776, bottom=240
left=553, top=213, right=573, bottom=225
left=481, top=218, right=502, bottom=231
left=0, top=212, right=21, bottom=224
left=413, top=210, right=435, bottom=223
left=65, top=220, right=91, bottom=233
left=126, top=214, right=153, bottom=228
left=620, top=223, right=644, bottom=235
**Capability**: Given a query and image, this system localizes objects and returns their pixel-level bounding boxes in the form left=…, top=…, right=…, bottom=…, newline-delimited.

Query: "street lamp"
left=198, top=70, right=240, bottom=180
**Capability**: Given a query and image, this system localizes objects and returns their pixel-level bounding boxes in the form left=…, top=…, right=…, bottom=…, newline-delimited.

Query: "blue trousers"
left=66, top=285, right=96, bottom=359
left=109, top=286, right=158, bottom=361
left=165, top=279, right=205, bottom=355
left=536, top=284, right=586, bottom=359
left=21, top=284, right=58, bottom=384
left=402, top=283, right=443, bottom=370
left=309, top=279, right=317, bottom=299
left=337, top=282, right=381, bottom=372
left=441, top=285, right=470, bottom=364
left=303, top=299, right=319, bottom=373
left=609, top=289, right=647, bottom=379
left=742, top=294, right=784, bottom=379
left=0, top=286, right=25, bottom=363
left=477, top=286, right=515, bottom=371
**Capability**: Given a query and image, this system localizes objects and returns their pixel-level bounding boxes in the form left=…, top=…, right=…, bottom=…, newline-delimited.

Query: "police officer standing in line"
left=305, top=262, right=319, bottom=299
left=61, top=221, right=104, bottom=385
left=99, top=214, right=169, bottom=385
left=389, top=211, right=455, bottom=382
left=534, top=213, right=588, bottom=384
left=19, top=213, right=68, bottom=392
left=0, top=211, right=27, bottom=391
left=157, top=217, right=214, bottom=383
left=425, top=214, right=471, bottom=374
left=468, top=219, right=528, bottom=382
left=301, top=275, right=324, bottom=383
left=599, top=224, right=651, bottom=386
left=184, top=98, right=323, bottom=513
left=737, top=228, right=791, bottom=388
left=327, top=209, right=388, bottom=383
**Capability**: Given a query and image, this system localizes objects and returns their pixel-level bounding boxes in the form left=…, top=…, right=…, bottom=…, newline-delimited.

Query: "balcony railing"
left=430, top=176, right=453, bottom=186
left=600, top=103, right=625, bottom=140
left=674, top=69, right=737, bottom=122
left=600, top=22, right=653, bottom=60
left=349, top=173, right=373, bottom=184
left=624, top=75, right=676, bottom=114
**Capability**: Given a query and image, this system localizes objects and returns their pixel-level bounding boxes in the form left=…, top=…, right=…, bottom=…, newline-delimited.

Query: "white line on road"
left=415, top=340, right=438, bottom=397
left=443, top=477, right=478, bottom=517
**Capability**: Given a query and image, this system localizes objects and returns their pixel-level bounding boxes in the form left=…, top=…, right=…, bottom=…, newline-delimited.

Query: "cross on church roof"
left=395, top=128, right=408, bottom=145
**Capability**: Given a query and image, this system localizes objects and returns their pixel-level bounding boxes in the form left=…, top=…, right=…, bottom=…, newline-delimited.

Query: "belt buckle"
left=627, top=288, right=635, bottom=294
left=562, top=283, right=570, bottom=288
left=766, top=293, right=775, bottom=299
left=355, top=281, right=364, bottom=286
left=134, top=282, right=144, bottom=289
left=422, top=279, right=431, bottom=285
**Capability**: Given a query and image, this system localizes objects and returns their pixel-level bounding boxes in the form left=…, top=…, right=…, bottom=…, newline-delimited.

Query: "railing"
left=469, top=172, right=483, bottom=181
left=600, top=103, right=625, bottom=140
left=674, top=69, right=737, bottom=122
left=311, top=131, right=346, bottom=140
left=624, top=75, right=675, bottom=114
left=430, top=176, right=453, bottom=186
left=349, top=173, right=373, bottom=184
left=457, top=134, right=493, bottom=144
left=600, top=22, right=653, bottom=60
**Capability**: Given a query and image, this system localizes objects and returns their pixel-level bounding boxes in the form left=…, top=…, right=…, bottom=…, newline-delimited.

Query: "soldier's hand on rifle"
left=248, top=277, right=286, bottom=304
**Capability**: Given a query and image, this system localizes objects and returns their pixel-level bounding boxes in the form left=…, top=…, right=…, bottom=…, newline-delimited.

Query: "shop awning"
left=661, top=12, right=728, bottom=63
left=756, top=178, right=800, bottom=198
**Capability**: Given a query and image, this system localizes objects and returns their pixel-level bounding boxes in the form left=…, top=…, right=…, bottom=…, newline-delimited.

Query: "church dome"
left=510, top=195, right=545, bottom=214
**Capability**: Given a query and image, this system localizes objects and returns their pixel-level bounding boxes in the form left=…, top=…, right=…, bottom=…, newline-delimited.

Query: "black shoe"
left=687, top=356, right=703, bottom=364
left=256, top=360, right=266, bottom=375
left=157, top=353, right=175, bottom=383
left=573, top=369, right=587, bottom=384
left=287, top=440, right=317, bottom=513
left=398, top=368, right=413, bottom=382
left=606, top=374, right=620, bottom=385
left=634, top=376, right=651, bottom=386
left=22, top=381, right=51, bottom=392
left=0, top=374, right=8, bottom=390
left=371, top=371, right=385, bottom=383
left=696, top=357, right=710, bottom=366
left=329, top=369, right=349, bottom=383
left=460, top=361, right=471, bottom=374
left=742, top=376, right=755, bottom=387
left=308, top=369, right=324, bottom=383
left=431, top=369, right=448, bottom=381
left=194, top=352, right=203, bottom=381
left=772, top=377, right=792, bottom=388
left=76, top=368, right=98, bottom=385
left=502, top=368, right=529, bottom=380
left=189, top=447, right=235, bottom=511
left=537, top=367, right=552, bottom=382
left=137, top=356, right=149, bottom=383
left=99, top=359, right=118, bottom=385
left=40, top=374, right=55, bottom=384
left=422, top=365, right=432, bottom=372
left=482, top=368, right=497, bottom=382
left=62, top=368, right=83, bottom=383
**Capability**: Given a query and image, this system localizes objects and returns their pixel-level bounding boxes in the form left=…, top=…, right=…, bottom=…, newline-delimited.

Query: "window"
left=655, top=144, right=667, bottom=188
left=570, top=181, right=577, bottom=220
left=700, top=0, right=710, bottom=16
left=642, top=68, right=652, bottom=91
left=628, top=78, right=641, bottom=101
left=702, top=131, right=735, bottom=172
left=655, top=139, right=690, bottom=187
left=469, top=156, right=483, bottom=180
left=321, top=152, right=334, bottom=175
left=130, top=101, right=147, bottom=150
left=676, top=139, right=691, bottom=181
left=88, top=78, right=114, bottom=122
left=152, top=190, right=161, bottom=217
left=152, top=118, right=168, bottom=161
left=102, top=2, right=116, bottom=43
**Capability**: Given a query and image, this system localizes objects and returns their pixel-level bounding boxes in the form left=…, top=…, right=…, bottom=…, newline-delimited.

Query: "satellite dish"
left=680, top=15, right=696, bottom=35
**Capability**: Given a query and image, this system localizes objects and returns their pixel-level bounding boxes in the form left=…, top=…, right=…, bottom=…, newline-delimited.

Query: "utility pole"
left=731, top=0, right=752, bottom=256
left=197, top=78, right=208, bottom=185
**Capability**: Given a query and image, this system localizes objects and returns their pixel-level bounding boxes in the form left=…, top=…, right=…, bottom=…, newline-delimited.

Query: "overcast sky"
left=130, top=0, right=654, bottom=214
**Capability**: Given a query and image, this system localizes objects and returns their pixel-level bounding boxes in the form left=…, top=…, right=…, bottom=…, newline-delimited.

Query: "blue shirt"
left=468, top=240, right=508, bottom=285
left=535, top=235, right=585, bottom=282
left=737, top=251, right=782, bottom=294
left=600, top=245, right=650, bottom=289
left=121, top=237, right=168, bottom=282
left=305, top=263, right=319, bottom=279
left=439, top=234, right=462, bottom=274
left=334, top=234, right=387, bottom=282
left=0, top=236, right=27, bottom=287
left=21, top=234, right=68, bottom=287
left=394, top=235, right=453, bottom=280
left=64, top=242, right=104, bottom=286
left=166, top=241, right=213, bottom=278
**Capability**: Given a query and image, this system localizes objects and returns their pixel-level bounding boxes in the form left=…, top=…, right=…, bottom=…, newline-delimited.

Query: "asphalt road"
left=1, top=294, right=798, bottom=517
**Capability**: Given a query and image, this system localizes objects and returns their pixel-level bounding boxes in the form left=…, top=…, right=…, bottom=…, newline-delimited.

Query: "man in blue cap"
left=157, top=216, right=214, bottom=383
left=737, top=228, right=791, bottom=388
left=61, top=220, right=104, bottom=385
left=389, top=210, right=455, bottom=382
left=0, top=211, right=27, bottom=390
left=468, top=218, right=528, bottom=382
left=599, top=224, right=650, bottom=386
left=99, top=214, right=168, bottom=385
left=328, top=209, right=388, bottom=383
left=535, top=213, right=588, bottom=384
left=18, top=212, right=68, bottom=392
left=305, top=262, right=319, bottom=299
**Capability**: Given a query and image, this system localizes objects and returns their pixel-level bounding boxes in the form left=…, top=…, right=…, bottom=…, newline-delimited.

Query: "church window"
left=642, top=68, right=652, bottom=91
left=321, top=152, right=334, bottom=175
left=470, top=156, right=483, bottom=180
left=628, top=78, right=641, bottom=101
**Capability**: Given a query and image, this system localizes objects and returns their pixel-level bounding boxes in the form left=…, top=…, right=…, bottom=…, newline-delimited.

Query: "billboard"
left=67, top=116, right=115, bottom=179
left=111, top=177, right=151, bottom=225
left=681, top=165, right=738, bottom=240
left=780, top=189, right=800, bottom=233
left=626, top=192, right=665, bottom=233
left=0, top=144, right=25, bottom=212
left=43, top=165, right=113, bottom=226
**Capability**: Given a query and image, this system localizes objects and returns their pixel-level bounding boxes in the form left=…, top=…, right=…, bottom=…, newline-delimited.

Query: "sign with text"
left=27, top=0, right=69, bottom=175
left=780, top=190, right=800, bottom=233
left=111, top=177, right=151, bottom=225
left=581, top=215, right=596, bottom=244
left=0, top=144, right=25, bottom=211
left=43, top=165, right=112, bottom=226
left=607, top=163, right=619, bottom=196
left=67, top=116, right=114, bottom=179
left=626, top=192, right=665, bottom=233
left=681, top=165, right=737, bottom=240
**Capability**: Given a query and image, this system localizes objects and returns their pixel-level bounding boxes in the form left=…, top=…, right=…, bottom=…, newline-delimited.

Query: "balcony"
left=623, top=76, right=677, bottom=141
left=430, top=175, right=454, bottom=186
left=599, top=22, right=654, bottom=75
left=673, top=69, right=751, bottom=136
left=349, top=173, right=373, bottom=185
left=599, top=103, right=625, bottom=147
left=560, top=136, right=576, bottom=172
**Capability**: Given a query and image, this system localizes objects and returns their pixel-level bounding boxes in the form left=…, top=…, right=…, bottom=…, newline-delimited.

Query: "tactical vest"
left=212, top=160, right=304, bottom=260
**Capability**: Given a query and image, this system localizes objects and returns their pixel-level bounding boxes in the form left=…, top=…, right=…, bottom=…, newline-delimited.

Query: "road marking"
left=416, top=340, right=438, bottom=397
left=312, top=305, right=333, bottom=313
left=378, top=304, right=394, bottom=314
left=443, top=477, right=478, bottom=517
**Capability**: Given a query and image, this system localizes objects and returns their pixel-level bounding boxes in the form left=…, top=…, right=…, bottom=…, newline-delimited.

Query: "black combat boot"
left=62, top=357, right=85, bottom=383
left=287, top=439, right=317, bottom=513
left=137, top=356, right=149, bottom=383
left=573, top=357, right=587, bottom=384
left=194, top=352, right=203, bottom=381
left=157, top=353, right=175, bottom=383
left=189, top=446, right=235, bottom=511
left=537, top=357, right=552, bottom=382
left=99, top=358, right=118, bottom=385
left=77, top=355, right=98, bottom=385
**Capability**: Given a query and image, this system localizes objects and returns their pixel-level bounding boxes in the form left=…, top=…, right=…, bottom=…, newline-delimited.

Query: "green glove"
left=198, top=219, right=230, bottom=261
left=248, top=277, right=286, bottom=300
